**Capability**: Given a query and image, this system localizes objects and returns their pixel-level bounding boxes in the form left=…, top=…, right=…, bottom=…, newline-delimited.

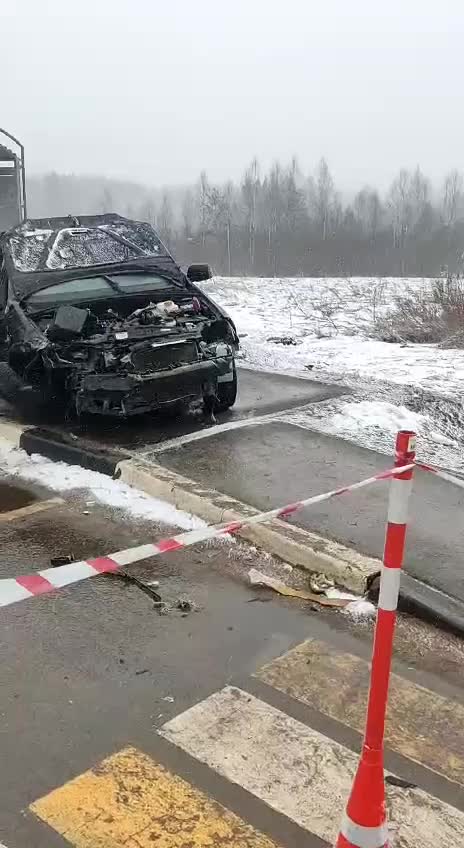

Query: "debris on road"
left=309, top=573, right=335, bottom=594
left=385, top=775, right=417, bottom=790
left=177, top=599, right=193, bottom=613
left=248, top=568, right=350, bottom=608
left=107, top=570, right=162, bottom=603
left=366, top=572, right=381, bottom=603
left=50, top=554, right=75, bottom=568
left=266, top=335, right=302, bottom=346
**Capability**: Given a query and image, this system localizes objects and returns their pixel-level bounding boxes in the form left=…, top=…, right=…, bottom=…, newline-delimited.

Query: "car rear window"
left=9, top=223, right=164, bottom=273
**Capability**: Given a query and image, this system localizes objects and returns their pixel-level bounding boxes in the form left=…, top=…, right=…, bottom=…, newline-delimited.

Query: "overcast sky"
left=2, top=1, right=464, bottom=191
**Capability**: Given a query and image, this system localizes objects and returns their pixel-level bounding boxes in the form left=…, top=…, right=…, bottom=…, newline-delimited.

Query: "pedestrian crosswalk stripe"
left=30, top=746, right=279, bottom=848
left=160, top=685, right=464, bottom=847
left=257, top=637, right=464, bottom=786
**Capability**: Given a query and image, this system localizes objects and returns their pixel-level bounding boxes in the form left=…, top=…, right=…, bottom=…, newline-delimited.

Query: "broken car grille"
left=131, top=340, right=199, bottom=373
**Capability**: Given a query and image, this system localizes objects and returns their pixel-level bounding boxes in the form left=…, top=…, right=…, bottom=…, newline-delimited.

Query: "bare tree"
left=206, top=181, right=235, bottom=274
left=366, top=190, right=382, bottom=240
left=241, top=157, right=260, bottom=272
left=197, top=171, right=210, bottom=246
left=282, top=161, right=307, bottom=233
left=157, top=193, right=174, bottom=247
left=181, top=189, right=196, bottom=239
left=442, top=169, right=463, bottom=226
left=138, top=197, right=156, bottom=225
left=309, top=158, right=336, bottom=240
left=263, top=162, right=285, bottom=275
left=409, top=166, right=429, bottom=231
left=354, top=187, right=382, bottom=240
left=99, top=187, right=113, bottom=214
left=387, top=169, right=412, bottom=249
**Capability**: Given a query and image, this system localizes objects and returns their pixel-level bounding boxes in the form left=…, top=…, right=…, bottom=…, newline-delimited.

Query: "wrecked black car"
left=0, top=214, right=238, bottom=418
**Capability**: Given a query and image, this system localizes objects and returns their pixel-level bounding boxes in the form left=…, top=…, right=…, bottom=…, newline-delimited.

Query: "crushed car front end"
left=0, top=215, right=238, bottom=418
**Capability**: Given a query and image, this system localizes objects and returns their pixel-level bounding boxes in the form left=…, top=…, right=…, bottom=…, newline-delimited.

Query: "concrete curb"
left=116, top=457, right=380, bottom=594
left=1, top=418, right=464, bottom=635
left=399, top=574, right=464, bottom=639
left=20, top=427, right=122, bottom=476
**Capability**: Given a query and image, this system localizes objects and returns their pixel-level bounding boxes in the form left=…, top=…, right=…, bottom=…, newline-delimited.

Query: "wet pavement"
left=157, top=421, right=464, bottom=603
left=0, top=480, right=38, bottom=512
left=1, top=481, right=464, bottom=847
left=0, top=366, right=346, bottom=452
left=0, top=483, right=333, bottom=846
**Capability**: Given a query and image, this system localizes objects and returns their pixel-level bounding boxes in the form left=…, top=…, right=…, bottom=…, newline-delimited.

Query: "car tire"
left=216, top=363, right=237, bottom=411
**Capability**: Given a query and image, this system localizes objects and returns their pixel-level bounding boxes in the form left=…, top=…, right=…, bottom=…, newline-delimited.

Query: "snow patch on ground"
left=344, top=599, right=377, bottom=620
left=331, top=400, right=424, bottom=438
left=203, top=276, right=464, bottom=471
left=0, top=444, right=205, bottom=531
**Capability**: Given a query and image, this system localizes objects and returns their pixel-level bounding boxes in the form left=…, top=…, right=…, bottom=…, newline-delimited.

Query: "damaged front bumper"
left=75, top=360, right=220, bottom=416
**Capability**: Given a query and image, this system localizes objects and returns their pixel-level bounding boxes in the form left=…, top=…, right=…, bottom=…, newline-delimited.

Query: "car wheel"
left=216, top=363, right=237, bottom=411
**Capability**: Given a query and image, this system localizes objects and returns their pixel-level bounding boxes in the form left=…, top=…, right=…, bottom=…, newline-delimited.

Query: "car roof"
left=0, top=214, right=187, bottom=299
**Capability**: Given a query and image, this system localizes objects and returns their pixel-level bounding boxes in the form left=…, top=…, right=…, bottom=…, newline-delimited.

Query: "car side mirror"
left=186, top=263, right=213, bottom=283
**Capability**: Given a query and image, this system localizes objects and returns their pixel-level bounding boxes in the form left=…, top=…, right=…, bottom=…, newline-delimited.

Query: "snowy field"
left=202, top=277, right=464, bottom=472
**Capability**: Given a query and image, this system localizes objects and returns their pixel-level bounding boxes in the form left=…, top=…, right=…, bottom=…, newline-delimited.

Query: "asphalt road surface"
left=0, top=366, right=346, bottom=452
left=157, top=421, right=464, bottom=603
left=1, top=479, right=464, bottom=847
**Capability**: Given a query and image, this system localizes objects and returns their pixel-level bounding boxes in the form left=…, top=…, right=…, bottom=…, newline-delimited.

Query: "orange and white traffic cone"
left=336, top=745, right=389, bottom=846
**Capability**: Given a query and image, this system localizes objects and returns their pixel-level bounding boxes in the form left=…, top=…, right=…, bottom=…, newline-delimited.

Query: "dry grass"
left=374, top=277, right=464, bottom=346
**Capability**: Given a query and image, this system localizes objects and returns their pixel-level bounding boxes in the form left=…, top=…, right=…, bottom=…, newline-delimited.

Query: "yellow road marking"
left=30, top=746, right=279, bottom=848
left=257, top=638, right=464, bottom=785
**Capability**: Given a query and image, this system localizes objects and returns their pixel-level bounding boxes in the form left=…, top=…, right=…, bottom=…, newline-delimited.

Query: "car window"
left=106, top=273, right=171, bottom=293
left=26, top=277, right=114, bottom=308
left=9, top=223, right=165, bottom=273
left=25, top=273, right=172, bottom=309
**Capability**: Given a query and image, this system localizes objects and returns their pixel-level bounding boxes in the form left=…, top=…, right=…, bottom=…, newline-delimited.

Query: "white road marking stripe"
left=387, top=478, right=412, bottom=524
left=341, top=814, right=389, bottom=848
left=378, top=567, right=401, bottom=611
left=39, top=561, right=97, bottom=588
left=0, top=580, right=33, bottom=607
left=160, top=686, right=464, bottom=847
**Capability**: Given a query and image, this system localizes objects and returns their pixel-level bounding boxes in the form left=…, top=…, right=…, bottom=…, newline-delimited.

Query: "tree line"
left=27, top=159, right=464, bottom=277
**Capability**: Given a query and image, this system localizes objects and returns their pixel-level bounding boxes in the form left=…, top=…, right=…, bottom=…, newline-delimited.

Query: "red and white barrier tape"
left=0, top=462, right=414, bottom=610
left=416, top=461, right=464, bottom=491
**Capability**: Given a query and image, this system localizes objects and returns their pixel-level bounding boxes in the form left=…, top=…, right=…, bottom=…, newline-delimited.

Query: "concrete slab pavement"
left=156, top=421, right=464, bottom=604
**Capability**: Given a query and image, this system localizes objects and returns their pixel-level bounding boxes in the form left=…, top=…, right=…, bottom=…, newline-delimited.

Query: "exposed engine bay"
left=8, top=291, right=236, bottom=416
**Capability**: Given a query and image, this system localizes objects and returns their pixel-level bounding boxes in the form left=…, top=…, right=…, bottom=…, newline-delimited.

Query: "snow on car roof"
left=1, top=214, right=186, bottom=301
left=7, top=216, right=166, bottom=273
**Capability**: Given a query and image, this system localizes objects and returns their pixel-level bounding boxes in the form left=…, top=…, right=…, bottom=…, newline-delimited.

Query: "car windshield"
left=26, top=273, right=173, bottom=310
